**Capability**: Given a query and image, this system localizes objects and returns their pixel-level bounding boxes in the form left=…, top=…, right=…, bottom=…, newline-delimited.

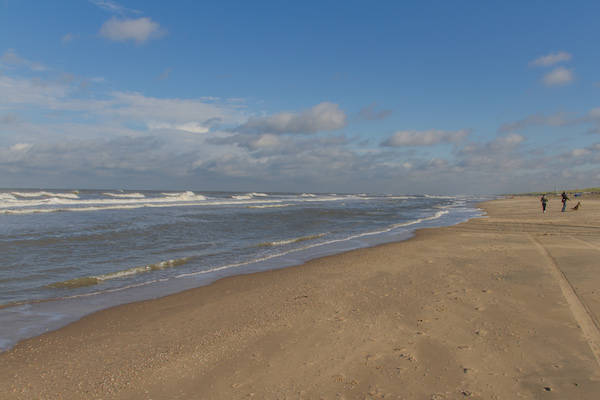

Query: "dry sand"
left=2, top=197, right=600, bottom=399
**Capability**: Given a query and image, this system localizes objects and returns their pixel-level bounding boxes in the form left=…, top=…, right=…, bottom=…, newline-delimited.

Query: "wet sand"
left=2, top=197, right=600, bottom=399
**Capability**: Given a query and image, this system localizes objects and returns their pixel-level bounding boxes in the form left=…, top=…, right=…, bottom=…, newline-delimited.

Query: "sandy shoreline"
left=2, top=197, right=600, bottom=399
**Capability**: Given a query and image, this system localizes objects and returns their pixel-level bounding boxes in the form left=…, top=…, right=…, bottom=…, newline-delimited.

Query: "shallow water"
left=0, top=189, right=489, bottom=350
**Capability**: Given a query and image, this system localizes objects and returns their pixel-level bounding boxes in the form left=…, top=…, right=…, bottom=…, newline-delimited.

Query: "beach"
left=2, top=196, right=600, bottom=399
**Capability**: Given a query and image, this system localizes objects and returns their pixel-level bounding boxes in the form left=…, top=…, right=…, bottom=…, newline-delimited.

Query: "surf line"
left=529, top=234, right=600, bottom=368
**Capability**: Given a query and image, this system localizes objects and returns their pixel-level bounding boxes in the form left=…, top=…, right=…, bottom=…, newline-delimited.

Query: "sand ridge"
left=1, top=196, right=600, bottom=399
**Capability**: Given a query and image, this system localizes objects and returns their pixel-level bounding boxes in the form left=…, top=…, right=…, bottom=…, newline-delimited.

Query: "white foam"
left=0, top=198, right=285, bottom=214
left=0, top=191, right=210, bottom=211
left=48, top=258, right=191, bottom=288
left=385, top=196, right=417, bottom=200
left=247, top=204, right=293, bottom=209
left=0, top=191, right=394, bottom=214
left=0, top=193, right=16, bottom=201
left=11, top=191, right=79, bottom=199
left=160, top=191, right=202, bottom=200
left=301, top=193, right=316, bottom=197
left=103, top=192, right=146, bottom=198
left=261, top=233, right=326, bottom=247
left=424, top=194, right=456, bottom=199
left=390, top=210, right=448, bottom=228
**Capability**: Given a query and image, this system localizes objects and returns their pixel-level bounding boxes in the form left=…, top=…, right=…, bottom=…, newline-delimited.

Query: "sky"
left=1, top=0, right=599, bottom=194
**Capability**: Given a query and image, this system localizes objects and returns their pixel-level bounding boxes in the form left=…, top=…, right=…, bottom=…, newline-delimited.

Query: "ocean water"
left=0, top=189, right=489, bottom=350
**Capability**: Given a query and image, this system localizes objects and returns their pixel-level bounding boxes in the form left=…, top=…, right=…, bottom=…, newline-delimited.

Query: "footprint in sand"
left=474, top=329, right=488, bottom=337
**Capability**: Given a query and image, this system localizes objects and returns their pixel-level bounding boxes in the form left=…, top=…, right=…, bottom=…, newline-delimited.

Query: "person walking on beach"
left=540, top=194, right=548, bottom=213
left=561, top=191, right=569, bottom=212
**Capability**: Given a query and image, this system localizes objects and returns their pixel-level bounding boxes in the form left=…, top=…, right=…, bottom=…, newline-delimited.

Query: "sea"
left=0, top=189, right=490, bottom=350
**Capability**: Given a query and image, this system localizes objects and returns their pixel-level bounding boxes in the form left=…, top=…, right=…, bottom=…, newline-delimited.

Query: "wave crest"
left=103, top=192, right=146, bottom=198
left=258, top=233, right=326, bottom=247
left=11, top=191, right=79, bottom=199
left=47, top=257, right=191, bottom=289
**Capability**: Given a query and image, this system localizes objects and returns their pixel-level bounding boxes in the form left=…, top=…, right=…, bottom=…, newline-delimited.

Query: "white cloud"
left=0, top=75, right=69, bottom=107
left=494, top=133, right=524, bottom=147
left=61, top=33, right=76, bottom=43
left=500, top=107, right=600, bottom=135
left=428, top=158, right=448, bottom=168
left=236, top=102, right=346, bottom=134
left=543, top=67, right=574, bottom=86
left=148, top=122, right=210, bottom=134
left=1, top=49, right=25, bottom=65
left=158, top=68, right=172, bottom=80
left=3, top=54, right=600, bottom=194
left=359, top=103, right=392, bottom=120
left=499, top=112, right=572, bottom=132
left=105, top=91, right=242, bottom=126
left=0, top=113, right=18, bottom=124
left=589, top=107, right=600, bottom=119
left=10, top=143, right=32, bottom=152
left=454, top=134, right=526, bottom=173
left=571, top=148, right=591, bottom=157
left=99, top=17, right=165, bottom=44
left=1, top=49, right=46, bottom=71
left=530, top=51, right=572, bottom=67
left=382, top=129, right=469, bottom=147
left=253, top=134, right=281, bottom=149
left=90, top=0, right=141, bottom=15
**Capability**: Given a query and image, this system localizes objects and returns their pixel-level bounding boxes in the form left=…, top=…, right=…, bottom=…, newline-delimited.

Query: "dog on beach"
left=572, top=201, right=581, bottom=211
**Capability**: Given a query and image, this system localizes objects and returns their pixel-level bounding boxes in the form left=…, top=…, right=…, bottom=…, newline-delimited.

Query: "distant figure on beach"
left=561, top=191, right=569, bottom=212
left=572, top=201, right=581, bottom=211
left=540, top=194, right=548, bottom=213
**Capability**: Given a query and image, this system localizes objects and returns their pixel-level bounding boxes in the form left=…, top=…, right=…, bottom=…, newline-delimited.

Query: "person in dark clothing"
left=561, top=191, right=569, bottom=212
left=540, top=194, right=548, bottom=213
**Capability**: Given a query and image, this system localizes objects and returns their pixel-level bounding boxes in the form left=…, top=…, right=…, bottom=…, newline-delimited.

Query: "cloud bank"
left=235, top=102, right=347, bottom=135
left=2, top=49, right=600, bottom=194
left=382, top=129, right=469, bottom=147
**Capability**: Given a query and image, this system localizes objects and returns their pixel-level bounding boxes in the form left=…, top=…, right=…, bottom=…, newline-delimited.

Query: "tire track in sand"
left=529, top=234, right=600, bottom=368
left=569, top=236, right=600, bottom=252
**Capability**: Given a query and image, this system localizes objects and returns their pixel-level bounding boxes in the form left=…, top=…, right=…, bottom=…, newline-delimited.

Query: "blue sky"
left=1, top=0, right=599, bottom=194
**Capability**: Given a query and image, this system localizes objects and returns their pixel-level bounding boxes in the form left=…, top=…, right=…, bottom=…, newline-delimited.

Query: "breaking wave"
left=11, top=191, right=79, bottom=199
left=232, top=192, right=268, bottom=200
left=103, top=192, right=146, bottom=198
left=391, top=210, right=448, bottom=228
left=424, top=194, right=456, bottom=199
left=47, top=257, right=191, bottom=289
left=0, top=191, right=210, bottom=213
left=0, top=193, right=16, bottom=201
left=258, top=233, right=326, bottom=247
left=160, top=191, right=202, bottom=200
left=247, top=204, right=293, bottom=209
